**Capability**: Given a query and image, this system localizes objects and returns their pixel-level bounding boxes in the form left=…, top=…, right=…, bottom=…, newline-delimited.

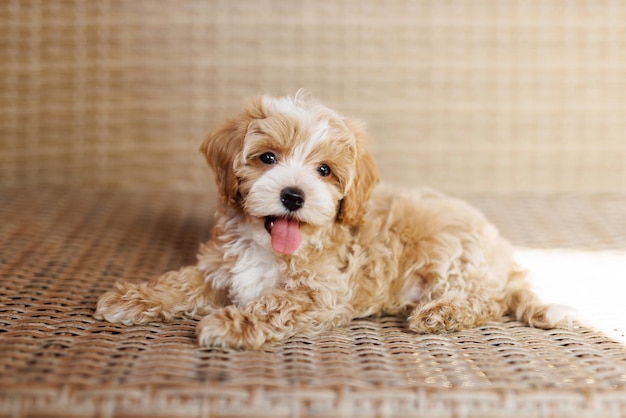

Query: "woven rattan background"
left=2, top=0, right=626, bottom=193
left=3, top=1, right=626, bottom=416
left=1, top=190, right=626, bottom=417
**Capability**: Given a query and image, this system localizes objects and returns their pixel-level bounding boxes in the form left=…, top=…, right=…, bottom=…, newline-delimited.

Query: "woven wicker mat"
left=1, top=189, right=626, bottom=418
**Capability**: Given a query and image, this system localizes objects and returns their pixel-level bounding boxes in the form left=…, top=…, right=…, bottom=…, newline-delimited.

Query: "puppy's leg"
left=197, top=289, right=352, bottom=349
left=95, top=266, right=228, bottom=325
left=408, top=288, right=506, bottom=334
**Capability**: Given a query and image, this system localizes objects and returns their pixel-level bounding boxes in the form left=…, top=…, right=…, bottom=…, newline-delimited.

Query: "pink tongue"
left=271, top=218, right=302, bottom=254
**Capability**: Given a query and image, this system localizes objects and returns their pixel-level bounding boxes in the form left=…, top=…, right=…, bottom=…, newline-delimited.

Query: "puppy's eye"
left=317, top=163, right=331, bottom=177
left=259, top=152, right=277, bottom=165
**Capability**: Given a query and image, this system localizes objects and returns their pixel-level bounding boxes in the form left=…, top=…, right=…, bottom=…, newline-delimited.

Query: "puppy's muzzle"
left=280, top=187, right=305, bottom=212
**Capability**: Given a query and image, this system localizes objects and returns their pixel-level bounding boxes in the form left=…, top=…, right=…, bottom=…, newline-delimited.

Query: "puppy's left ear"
left=337, top=119, right=379, bottom=225
left=200, top=98, right=264, bottom=206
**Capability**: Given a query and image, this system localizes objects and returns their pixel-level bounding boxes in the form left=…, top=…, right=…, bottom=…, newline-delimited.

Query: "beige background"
left=2, top=0, right=625, bottom=193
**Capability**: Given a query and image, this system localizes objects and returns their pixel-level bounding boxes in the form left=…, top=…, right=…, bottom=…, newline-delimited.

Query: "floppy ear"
left=200, top=98, right=265, bottom=206
left=337, top=120, right=379, bottom=225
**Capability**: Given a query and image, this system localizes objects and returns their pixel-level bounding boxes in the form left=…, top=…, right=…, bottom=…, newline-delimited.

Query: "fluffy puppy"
left=95, top=91, right=574, bottom=349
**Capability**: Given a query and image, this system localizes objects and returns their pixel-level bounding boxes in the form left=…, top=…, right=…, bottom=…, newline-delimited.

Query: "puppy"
left=95, top=91, right=574, bottom=349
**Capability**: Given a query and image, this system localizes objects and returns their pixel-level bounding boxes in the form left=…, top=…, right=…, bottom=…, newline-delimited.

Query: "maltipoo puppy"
left=95, top=91, right=573, bottom=349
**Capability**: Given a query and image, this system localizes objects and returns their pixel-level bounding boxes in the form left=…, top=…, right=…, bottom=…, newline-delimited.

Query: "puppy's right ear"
left=200, top=98, right=265, bottom=206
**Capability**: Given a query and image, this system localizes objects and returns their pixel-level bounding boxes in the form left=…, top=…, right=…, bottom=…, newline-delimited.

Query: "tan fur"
left=95, top=92, right=573, bottom=349
left=336, top=119, right=379, bottom=225
left=199, top=98, right=265, bottom=207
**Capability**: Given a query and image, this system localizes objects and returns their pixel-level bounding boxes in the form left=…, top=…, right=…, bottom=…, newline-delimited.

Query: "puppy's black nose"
left=280, top=187, right=305, bottom=212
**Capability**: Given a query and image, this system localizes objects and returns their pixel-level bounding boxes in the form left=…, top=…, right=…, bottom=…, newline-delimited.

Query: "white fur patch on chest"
left=224, top=224, right=282, bottom=307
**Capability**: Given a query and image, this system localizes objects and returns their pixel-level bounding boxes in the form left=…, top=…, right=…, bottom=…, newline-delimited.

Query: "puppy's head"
left=201, top=91, right=378, bottom=255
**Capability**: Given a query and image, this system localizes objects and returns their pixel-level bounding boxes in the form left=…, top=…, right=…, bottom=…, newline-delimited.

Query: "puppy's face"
left=201, top=93, right=378, bottom=255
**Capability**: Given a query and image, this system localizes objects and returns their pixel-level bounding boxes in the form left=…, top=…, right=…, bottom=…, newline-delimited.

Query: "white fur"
left=222, top=222, right=281, bottom=306
left=244, top=160, right=338, bottom=226
left=289, top=120, right=330, bottom=166
left=545, top=304, right=578, bottom=328
left=100, top=308, right=139, bottom=326
left=261, top=93, right=310, bottom=124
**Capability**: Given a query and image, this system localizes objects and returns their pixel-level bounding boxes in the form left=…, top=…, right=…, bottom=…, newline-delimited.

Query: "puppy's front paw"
left=408, top=301, right=462, bottom=334
left=94, top=282, right=166, bottom=325
left=196, top=307, right=267, bottom=349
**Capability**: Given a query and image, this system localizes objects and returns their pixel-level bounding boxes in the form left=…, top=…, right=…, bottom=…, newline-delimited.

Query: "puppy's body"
left=95, top=92, right=573, bottom=349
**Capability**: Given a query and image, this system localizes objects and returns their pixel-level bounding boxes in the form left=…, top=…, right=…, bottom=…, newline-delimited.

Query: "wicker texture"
left=2, top=0, right=626, bottom=193
left=3, top=1, right=626, bottom=416
left=1, top=189, right=626, bottom=417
